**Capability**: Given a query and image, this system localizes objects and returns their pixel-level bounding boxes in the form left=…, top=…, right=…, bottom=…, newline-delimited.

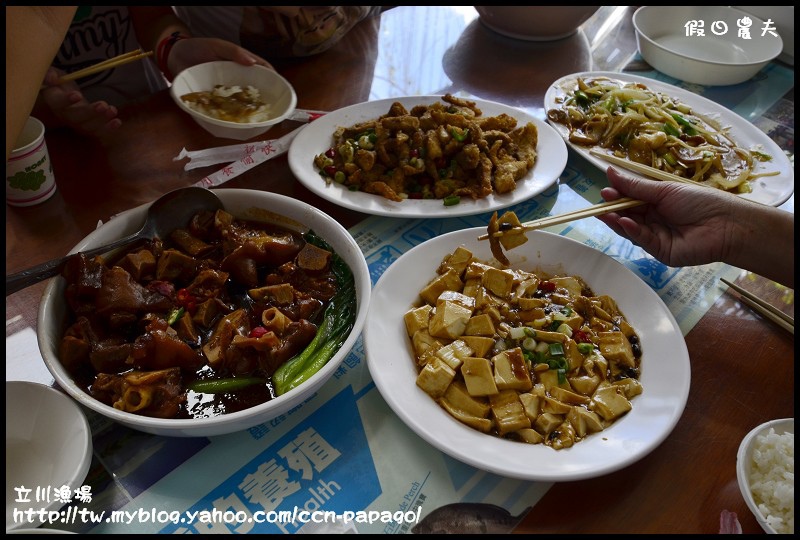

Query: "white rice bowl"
left=170, top=61, right=296, bottom=140
left=737, top=418, right=794, bottom=534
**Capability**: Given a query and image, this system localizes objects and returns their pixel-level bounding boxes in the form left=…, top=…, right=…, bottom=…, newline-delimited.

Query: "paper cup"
left=6, top=117, right=57, bottom=207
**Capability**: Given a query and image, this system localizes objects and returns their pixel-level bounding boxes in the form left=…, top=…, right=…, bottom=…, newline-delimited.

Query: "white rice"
left=184, top=85, right=272, bottom=123
left=749, top=428, right=794, bottom=534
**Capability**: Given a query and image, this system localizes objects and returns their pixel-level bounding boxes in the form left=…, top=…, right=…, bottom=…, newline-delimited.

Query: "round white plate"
left=364, top=228, right=691, bottom=482
left=544, top=71, right=794, bottom=207
left=288, top=96, right=568, bottom=218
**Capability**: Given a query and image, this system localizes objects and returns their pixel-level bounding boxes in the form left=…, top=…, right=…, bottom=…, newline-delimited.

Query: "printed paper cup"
left=7, top=117, right=57, bottom=207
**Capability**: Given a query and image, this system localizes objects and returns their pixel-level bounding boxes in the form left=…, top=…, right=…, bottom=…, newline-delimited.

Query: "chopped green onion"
left=450, top=128, right=469, bottom=142
left=523, top=327, right=537, bottom=338
left=663, top=123, right=681, bottom=137
left=548, top=342, right=564, bottom=356
left=574, top=90, right=590, bottom=107
left=166, top=307, right=184, bottom=326
left=443, top=195, right=460, bottom=206
left=577, top=343, right=594, bottom=355
left=671, top=113, right=697, bottom=136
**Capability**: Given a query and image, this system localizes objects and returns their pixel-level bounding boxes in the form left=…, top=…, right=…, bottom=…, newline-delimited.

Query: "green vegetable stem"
left=188, top=377, right=266, bottom=394
left=272, top=231, right=357, bottom=396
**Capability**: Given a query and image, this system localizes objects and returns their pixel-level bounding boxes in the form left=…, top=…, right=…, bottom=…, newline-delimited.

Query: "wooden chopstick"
left=56, top=50, right=153, bottom=84
left=739, top=296, right=794, bottom=334
left=477, top=197, right=646, bottom=240
left=588, top=149, right=708, bottom=188
left=720, top=278, right=794, bottom=334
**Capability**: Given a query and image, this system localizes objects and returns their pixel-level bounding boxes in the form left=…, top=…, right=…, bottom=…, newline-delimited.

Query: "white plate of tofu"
left=364, top=227, right=691, bottom=481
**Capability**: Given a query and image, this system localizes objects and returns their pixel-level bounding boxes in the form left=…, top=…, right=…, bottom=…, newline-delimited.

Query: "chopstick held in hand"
left=56, top=49, right=154, bottom=84
left=477, top=197, right=646, bottom=241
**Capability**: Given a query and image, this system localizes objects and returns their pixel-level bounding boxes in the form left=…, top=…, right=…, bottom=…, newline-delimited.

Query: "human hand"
left=596, top=167, right=742, bottom=268
left=168, top=37, right=273, bottom=78
left=39, top=67, right=122, bottom=138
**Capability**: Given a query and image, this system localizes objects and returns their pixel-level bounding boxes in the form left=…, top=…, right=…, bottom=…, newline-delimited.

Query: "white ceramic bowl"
left=735, top=6, right=794, bottom=66
left=736, top=418, right=794, bottom=534
left=170, top=61, right=297, bottom=140
left=633, top=6, right=783, bottom=86
left=6, top=381, right=92, bottom=531
left=474, top=6, right=598, bottom=41
left=37, top=189, right=371, bottom=438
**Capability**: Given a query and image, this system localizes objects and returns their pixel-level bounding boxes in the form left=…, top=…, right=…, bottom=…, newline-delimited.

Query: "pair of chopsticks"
left=588, top=149, right=709, bottom=188
left=477, top=197, right=646, bottom=240
left=56, top=49, right=154, bottom=84
left=478, top=149, right=707, bottom=242
left=720, top=278, right=794, bottom=334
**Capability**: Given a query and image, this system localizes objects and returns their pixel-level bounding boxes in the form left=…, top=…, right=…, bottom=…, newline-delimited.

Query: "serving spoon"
left=6, top=186, right=224, bottom=296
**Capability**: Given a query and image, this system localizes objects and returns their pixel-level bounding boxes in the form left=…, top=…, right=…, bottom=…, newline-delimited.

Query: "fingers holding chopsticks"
left=39, top=67, right=122, bottom=137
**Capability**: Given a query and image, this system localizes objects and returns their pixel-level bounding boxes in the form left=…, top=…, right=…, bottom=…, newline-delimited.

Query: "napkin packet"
left=173, top=109, right=326, bottom=188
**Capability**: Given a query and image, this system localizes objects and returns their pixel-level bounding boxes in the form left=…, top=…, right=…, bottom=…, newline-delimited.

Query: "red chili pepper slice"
left=249, top=326, right=269, bottom=339
left=572, top=329, right=592, bottom=343
left=538, top=281, right=556, bottom=292
left=176, top=288, right=198, bottom=313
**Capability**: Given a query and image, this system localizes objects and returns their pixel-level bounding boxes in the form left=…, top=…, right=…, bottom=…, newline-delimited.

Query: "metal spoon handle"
left=5, top=229, right=145, bottom=296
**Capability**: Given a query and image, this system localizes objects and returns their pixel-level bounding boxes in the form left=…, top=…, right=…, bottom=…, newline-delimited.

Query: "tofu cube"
left=567, top=407, right=604, bottom=438
left=492, top=347, right=532, bottom=391
left=438, top=246, right=473, bottom=277
left=441, top=380, right=490, bottom=418
left=411, top=330, right=443, bottom=365
left=533, top=412, right=564, bottom=436
left=464, top=261, right=496, bottom=281
left=461, top=357, right=499, bottom=397
left=598, top=331, right=635, bottom=368
left=489, top=390, right=531, bottom=435
left=464, top=313, right=496, bottom=336
left=497, top=211, right=529, bottom=251
left=460, top=336, right=495, bottom=358
left=436, top=291, right=476, bottom=311
left=462, top=278, right=482, bottom=298
left=518, top=392, right=541, bottom=422
left=429, top=300, right=473, bottom=339
left=435, top=339, right=473, bottom=370
left=419, top=268, right=463, bottom=306
left=415, top=357, right=455, bottom=399
left=482, top=267, right=514, bottom=298
left=590, top=384, right=632, bottom=421
left=549, top=276, right=584, bottom=298
left=404, top=305, right=433, bottom=337
left=515, top=428, right=544, bottom=444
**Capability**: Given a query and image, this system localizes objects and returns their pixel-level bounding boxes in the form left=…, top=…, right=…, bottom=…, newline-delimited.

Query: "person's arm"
left=128, top=6, right=192, bottom=55
left=128, top=7, right=271, bottom=82
left=6, top=6, right=76, bottom=160
left=598, top=167, right=794, bottom=288
left=725, top=197, right=794, bottom=289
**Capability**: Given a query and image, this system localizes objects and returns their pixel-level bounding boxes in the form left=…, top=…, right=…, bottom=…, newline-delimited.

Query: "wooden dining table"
left=6, top=6, right=794, bottom=535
